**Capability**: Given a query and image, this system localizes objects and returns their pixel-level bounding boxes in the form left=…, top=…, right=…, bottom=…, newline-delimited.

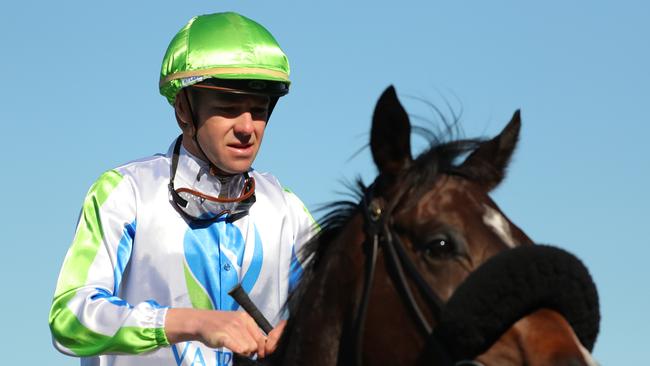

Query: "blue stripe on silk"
left=184, top=219, right=244, bottom=310
left=184, top=220, right=265, bottom=312
left=240, top=225, right=263, bottom=295
left=289, top=244, right=303, bottom=293
left=145, top=300, right=167, bottom=309
left=91, top=288, right=166, bottom=309
left=91, top=288, right=133, bottom=308
left=113, top=219, right=136, bottom=294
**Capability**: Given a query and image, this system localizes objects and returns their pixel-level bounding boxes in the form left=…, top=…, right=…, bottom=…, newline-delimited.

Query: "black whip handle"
left=228, top=284, right=274, bottom=334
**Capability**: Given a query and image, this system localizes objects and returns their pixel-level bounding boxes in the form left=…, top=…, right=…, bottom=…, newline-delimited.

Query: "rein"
left=353, top=182, right=483, bottom=366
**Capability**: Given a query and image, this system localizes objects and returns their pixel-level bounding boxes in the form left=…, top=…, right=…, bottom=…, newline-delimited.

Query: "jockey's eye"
left=422, top=235, right=457, bottom=259
left=250, top=106, right=269, bottom=119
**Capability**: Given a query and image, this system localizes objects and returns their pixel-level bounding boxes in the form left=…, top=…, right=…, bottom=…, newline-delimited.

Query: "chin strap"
left=182, top=89, right=216, bottom=171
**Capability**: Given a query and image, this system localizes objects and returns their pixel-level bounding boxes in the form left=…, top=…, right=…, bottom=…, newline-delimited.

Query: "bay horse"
left=243, top=86, right=599, bottom=365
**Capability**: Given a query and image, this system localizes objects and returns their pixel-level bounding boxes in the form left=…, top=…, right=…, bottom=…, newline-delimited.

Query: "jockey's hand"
left=262, top=320, right=287, bottom=357
left=165, top=308, right=267, bottom=357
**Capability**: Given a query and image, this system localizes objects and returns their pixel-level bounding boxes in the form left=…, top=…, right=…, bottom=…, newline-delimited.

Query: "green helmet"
left=159, top=12, right=290, bottom=105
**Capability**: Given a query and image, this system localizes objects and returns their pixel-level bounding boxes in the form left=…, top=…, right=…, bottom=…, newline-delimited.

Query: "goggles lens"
left=173, top=177, right=255, bottom=220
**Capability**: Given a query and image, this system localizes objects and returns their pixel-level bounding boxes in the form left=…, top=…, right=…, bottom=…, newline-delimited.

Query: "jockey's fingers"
left=224, top=330, right=255, bottom=356
left=241, top=312, right=267, bottom=358
left=265, top=320, right=287, bottom=355
left=213, top=323, right=254, bottom=355
left=226, top=312, right=260, bottom=356
left=257, top=337, right=266, bottom=359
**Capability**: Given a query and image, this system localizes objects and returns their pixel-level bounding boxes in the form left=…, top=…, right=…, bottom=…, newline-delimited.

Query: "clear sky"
left=1, top=1, right=648, bottom=364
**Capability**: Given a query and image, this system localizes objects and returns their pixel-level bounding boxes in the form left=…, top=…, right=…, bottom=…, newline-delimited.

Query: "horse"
left=243, top=86, right=599, bottom=365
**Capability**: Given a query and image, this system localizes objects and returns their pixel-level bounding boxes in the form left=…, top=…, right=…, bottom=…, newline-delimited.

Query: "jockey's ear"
left=371, top=86, right=413, bottom=179
left=174, top=88, right=195, bottom=133
left=457, top=110, right=521, bottom=191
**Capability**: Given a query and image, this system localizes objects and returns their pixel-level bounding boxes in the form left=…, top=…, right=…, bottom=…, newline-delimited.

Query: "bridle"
left=353, top=180, right=484, bottom=366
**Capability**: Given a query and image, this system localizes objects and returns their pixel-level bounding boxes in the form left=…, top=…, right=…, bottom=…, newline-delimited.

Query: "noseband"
left=354, top=182, right=483, bottom=366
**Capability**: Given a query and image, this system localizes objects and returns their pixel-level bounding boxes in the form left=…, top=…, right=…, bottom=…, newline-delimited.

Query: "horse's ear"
left=371, top=86, right=412, bottom=177
left=457, top=110, right=521, bottom=191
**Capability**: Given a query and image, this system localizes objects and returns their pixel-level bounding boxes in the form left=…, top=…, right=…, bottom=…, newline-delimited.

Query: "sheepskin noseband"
left=432, top=244, right=599, bottom=362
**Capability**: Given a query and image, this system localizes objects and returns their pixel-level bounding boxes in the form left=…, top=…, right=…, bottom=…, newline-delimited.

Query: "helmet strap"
left=268, top=97, right=279, bottom=121
left=182, top=89, right=232, bottom=177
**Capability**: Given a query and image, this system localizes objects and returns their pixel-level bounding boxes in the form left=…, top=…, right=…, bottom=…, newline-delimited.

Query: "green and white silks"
left=49, top=140, right=316, bottom=366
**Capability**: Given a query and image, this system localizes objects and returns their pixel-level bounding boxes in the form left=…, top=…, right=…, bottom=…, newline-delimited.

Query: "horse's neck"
left=283, top=215, right=366, bottom=365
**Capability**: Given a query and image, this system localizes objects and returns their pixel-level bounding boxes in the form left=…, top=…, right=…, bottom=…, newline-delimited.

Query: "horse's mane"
left=285, top=111, right=486, bottom=321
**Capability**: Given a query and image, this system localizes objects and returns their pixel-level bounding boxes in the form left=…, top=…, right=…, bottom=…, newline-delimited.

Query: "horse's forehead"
left=416, top=176, right=486, bottom=211
left=407, top=177, right=517, bottom=245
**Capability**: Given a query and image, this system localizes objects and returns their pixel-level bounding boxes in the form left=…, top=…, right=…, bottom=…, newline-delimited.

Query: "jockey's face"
left=176, top=88, right=270, bottom=175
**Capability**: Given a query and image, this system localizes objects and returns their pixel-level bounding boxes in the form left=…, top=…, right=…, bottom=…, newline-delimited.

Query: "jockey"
left=49, top=12, right=316, bottom=366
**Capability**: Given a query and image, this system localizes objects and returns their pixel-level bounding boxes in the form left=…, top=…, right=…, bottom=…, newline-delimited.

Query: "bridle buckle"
left=368, top=199, right=383, bottom=222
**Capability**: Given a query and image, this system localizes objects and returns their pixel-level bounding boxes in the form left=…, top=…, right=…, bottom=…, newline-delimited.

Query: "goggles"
left=168, top=137, right=256, bottom=224
left=192, top=78, right=289, bottom=97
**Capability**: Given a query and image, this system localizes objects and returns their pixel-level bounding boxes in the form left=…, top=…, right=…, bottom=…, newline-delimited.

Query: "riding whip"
left=228, top=284, right=274, bottom=334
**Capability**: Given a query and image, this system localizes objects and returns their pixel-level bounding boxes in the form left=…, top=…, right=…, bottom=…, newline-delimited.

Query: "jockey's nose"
left=233, top=112, right=255, bottom=141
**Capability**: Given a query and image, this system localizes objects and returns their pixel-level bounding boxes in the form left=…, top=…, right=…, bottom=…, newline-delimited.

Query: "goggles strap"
left=169, top=136, right=188, bottom=208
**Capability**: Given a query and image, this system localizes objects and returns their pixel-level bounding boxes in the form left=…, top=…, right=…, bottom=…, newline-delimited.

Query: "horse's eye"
left=423, top=237, right=456, bottom=258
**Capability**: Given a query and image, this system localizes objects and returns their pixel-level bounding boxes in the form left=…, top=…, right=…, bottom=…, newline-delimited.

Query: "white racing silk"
left=49, top=140, right=316, bottom=366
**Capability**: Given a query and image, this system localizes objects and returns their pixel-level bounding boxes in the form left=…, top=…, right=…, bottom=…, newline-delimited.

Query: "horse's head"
left=360, top=86, right=598, bottom=365
left=369, top=86, right=532, bottom=301
left=276, top=86, right=599, bottom=366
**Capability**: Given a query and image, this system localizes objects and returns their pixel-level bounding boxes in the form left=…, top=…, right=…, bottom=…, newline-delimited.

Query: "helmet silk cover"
left=159, top=12, right=290, bottom=105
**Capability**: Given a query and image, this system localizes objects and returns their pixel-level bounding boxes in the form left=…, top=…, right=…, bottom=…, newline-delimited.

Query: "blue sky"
left=1, top=1, right=648, bottom=364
